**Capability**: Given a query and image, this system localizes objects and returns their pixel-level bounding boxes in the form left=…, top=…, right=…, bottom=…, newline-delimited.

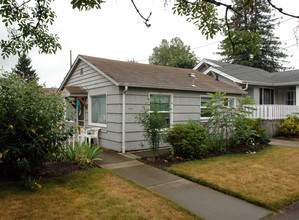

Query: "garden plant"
left=60, top=141, right=102, bottom=168
left=0, top=72, right=75, bottom=188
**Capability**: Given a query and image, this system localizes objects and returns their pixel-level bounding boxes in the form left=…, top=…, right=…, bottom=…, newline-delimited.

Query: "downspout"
left=243, top=82, right=249, bottom=91
left=122, top=86, right=128, bottom=153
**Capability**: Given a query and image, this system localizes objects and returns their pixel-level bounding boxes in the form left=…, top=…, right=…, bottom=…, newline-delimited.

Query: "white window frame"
left=148, top=92, right=173, bottom=128
left=200, top=95, right=236, bottom=119
left=200, top=95, right=212, bottom=120
left=286, top=90, right=296, bottom=105
left=88, top=93, right=107, bottom=127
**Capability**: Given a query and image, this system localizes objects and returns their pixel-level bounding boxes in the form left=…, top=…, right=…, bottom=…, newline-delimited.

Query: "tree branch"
left=130, top=0, right=152, bottom=28
left=266, top=0, right=299, bottom=18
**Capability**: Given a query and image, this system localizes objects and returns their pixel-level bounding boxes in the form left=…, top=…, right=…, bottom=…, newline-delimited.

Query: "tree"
left=217, top=0, right=288, bottom=72
left=0, top=0, right=298, bottom=59
left=14, top=54, right=38, bottom=82
left=0, top=71, right=75, bottom=188
left=149, top=37, right=199, bottom=69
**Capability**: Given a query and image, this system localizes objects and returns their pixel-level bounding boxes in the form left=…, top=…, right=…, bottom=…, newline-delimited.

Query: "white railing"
left=246, top=105, right=299, bottom=120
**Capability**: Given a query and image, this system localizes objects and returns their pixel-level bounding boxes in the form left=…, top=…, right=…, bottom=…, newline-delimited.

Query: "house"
left=58, top=55, right=246, bottom=152
left=194, top=59, right=299, bottom=120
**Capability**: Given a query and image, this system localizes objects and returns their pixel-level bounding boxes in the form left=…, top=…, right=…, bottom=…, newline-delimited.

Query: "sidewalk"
left=270, top=138, right=299, bottom=147
left=98, top=150, right=271, bottom=220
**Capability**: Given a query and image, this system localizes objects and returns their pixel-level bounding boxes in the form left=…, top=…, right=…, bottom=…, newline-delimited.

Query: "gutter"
left=122, top=86, right=128, bottom=153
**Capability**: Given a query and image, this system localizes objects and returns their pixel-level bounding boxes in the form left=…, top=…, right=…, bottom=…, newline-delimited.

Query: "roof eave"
left=118, top=82, right=247, bottom=95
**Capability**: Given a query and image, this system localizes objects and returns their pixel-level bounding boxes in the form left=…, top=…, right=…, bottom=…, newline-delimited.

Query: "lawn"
left=0, top=169, right=201, bottom=220
left=168, top=146, right=299, bottom=211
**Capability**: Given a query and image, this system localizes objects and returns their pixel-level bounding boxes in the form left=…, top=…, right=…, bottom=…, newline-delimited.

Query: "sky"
left=0, top=0, right=299, bottom=88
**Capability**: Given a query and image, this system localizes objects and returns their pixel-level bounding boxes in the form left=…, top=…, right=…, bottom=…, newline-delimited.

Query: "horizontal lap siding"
left=124, top=88, right=205, bottom=151
left=66, top=60, right=123, bottom=151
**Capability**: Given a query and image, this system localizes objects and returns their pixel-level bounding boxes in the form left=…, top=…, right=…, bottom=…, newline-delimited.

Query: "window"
left=223, top=97, right=236, bottom=107
left=286, top=91, right=296, bottom=105
left=259, top=88, right=274, bottom=104
left=65, top=98, right=76, bottom=122
left=200, top=96, right=236, bottom=119
left=149, top=94, right=172, bottom=128
left=89, top=94, right=106, bottom=126
left=200, top=96, right=212, bottom=118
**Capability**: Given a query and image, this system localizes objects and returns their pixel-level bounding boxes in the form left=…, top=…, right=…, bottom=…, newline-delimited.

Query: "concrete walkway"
left=98, top=150, right=271, bottom=220
left=270, top=138, right=299, bottom=147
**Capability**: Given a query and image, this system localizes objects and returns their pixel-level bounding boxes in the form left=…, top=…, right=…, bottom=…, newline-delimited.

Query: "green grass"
left=168, top=146, right=299, bottom=211
left=0, top=168, right=202, bottom=220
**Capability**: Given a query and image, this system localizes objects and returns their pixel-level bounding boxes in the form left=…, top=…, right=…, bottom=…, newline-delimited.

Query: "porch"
left=246, top=104, right=299, bottom=120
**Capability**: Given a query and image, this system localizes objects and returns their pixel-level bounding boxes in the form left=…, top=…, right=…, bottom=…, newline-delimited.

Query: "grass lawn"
left=168, top=146, right=299, bottom=211
left=0, top=169, right=202, bottom=220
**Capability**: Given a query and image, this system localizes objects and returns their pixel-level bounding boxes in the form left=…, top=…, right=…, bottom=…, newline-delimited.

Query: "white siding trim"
left=203, top=67, right=243, bottom=84
left=88, top=92, right=108, bottom=127
left=79, top=56, right=119, bottom=86
left=193, top=59, right=221, bottom=70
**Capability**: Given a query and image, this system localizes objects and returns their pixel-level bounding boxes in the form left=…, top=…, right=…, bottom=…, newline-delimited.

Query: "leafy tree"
left=217, top=0, right=288, bottom=72
left=0, top=0, right=298, bottom=58
left=149, top=37, right=199, bottom=69
left=14, top=54, right=38, bottom=82
left=0, top=71, right=75, bottom=188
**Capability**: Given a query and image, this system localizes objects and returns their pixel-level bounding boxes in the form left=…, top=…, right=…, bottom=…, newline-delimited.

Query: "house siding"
left=63, top=59, right=242, bottom=152
left=65, top=60, right=124, bottom=151
left=122, top=87, right=241, bottom=151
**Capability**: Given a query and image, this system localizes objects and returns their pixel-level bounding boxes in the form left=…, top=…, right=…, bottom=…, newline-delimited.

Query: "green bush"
left=60, top=141, right=102, bottom=168
left=164, top=121, right=208, bottom=160
left=0, top=72, right=75, bottom=187
left=278, top=114, right=299, bottom=137
left=231, top=118, right=270, bottom=148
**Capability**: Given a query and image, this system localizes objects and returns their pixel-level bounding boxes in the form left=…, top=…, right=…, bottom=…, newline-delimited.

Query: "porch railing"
left=246, top=105, right=299, bottom=120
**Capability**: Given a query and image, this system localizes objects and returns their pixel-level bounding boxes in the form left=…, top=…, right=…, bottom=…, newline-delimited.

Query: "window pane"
left=229, top=98, right=235, bottom=107
left=201, top=97, right=211, bottom=106
left=150, top=95, right=170, bottom=111
left=91, top=95, right=106, bottom=124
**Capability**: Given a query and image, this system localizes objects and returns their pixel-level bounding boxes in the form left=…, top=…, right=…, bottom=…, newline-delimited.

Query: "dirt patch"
left=37, top=162, right=84, bottom=178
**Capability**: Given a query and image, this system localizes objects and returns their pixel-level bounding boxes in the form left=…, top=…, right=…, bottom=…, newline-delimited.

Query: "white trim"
left=122, top=86, right=128, bottom=153
left=200, top=95, right=212, bottom=120
left=200, top=95, right=237, bottom=120
left=79, top=56, right=119, bottom=86
left=88, top=93, right=107, bottom=128
left=149, top=92, right=174, bottom=128
left=203, top=67, right=243, bottom=84
left=193, top=58, right=221, bottom=70
left=58, top=55, right=119, bottom=93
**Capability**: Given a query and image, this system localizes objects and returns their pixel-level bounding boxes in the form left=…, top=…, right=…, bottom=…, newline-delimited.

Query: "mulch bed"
left=139, top=144, right=268, bottom=169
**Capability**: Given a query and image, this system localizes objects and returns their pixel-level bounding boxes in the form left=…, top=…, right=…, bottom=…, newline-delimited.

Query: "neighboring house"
left=194, top=59, right=299, bottom=119
left=58, top=55, right=246, bottom=152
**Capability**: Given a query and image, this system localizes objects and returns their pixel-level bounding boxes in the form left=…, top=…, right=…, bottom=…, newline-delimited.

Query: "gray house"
left=194, top=59, right=299, bottom=119
left=58, top=55, right=246, bottom=152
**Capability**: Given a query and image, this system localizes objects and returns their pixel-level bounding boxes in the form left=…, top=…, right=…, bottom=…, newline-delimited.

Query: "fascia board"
left=57, top=56, right=81, bottom=93
left=79, top=56, right=119, bottom=86
left=204, top=67, right=243, bottom=84
left=118, top=82, right=247, bottom=95
left=193, top=59, right=221, bottom=70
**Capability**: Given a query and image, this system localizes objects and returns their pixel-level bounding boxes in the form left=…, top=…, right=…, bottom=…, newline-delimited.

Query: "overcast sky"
left=0, top=0, right=298, bottom=88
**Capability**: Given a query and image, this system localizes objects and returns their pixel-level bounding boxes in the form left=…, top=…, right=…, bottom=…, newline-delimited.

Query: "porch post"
left=296, top=86, right=299, bottom=106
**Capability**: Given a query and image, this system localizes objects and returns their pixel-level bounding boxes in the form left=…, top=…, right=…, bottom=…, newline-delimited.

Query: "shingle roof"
left=204, top=59, right=299, bottom=85
left=80, top=55, right=246, bottom=94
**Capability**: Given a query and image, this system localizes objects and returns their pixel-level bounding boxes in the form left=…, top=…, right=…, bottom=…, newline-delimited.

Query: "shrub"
left=231, top=118, right=270, bottom=149
left=60, top=141, right=102, bottom=168
left=0, top=72, right=75, bottom=188
left=278, top=114, right=299, bottom=137
left=136, top=95, right=168, bottom=159
left=164, top=121, right=208, bottom=160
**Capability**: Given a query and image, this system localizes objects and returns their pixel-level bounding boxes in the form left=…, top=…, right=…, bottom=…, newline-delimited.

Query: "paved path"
left=270, top=138, right=299, bottom=147
left=98, top=150, right=271, bottom=220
